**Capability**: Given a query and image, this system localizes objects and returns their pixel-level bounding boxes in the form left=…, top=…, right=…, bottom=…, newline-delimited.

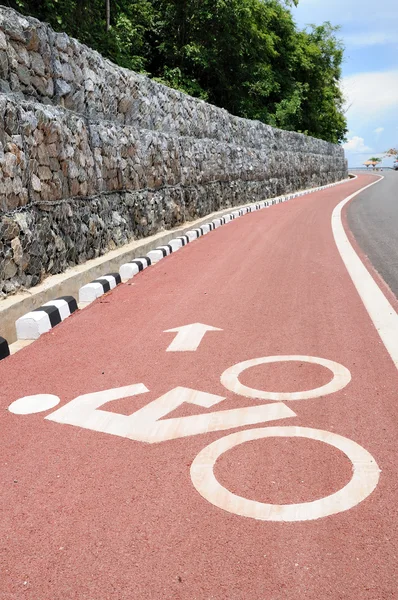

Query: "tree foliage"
left=6, top=0, right=347, bottom=143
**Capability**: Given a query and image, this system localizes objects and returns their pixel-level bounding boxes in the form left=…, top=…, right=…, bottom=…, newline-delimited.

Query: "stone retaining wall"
left=0, top=7, right=347, bottom=298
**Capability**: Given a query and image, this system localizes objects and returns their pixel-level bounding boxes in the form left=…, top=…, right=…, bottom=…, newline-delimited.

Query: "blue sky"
left=292, top=0, right=398, bottom=167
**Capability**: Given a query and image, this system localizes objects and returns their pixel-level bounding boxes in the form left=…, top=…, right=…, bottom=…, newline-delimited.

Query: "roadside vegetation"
left=7, top=0, right=347, bottom=144
left=385, top=148, right=398, bottom=159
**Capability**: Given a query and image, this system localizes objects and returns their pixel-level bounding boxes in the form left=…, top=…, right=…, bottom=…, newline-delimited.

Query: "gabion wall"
left=0, top=7, right=347, bottom=297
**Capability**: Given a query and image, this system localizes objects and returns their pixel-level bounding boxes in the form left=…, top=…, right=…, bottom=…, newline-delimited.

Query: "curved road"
left=347, top=170, right=398, bottom=298
left=1, top=174, right=398, bottom=599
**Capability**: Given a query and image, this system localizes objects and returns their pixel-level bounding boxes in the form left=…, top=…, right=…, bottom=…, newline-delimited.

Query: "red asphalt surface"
left=1, top=173, right=398, bottom=599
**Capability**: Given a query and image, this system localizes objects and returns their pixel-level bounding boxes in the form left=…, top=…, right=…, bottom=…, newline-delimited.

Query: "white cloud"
left=345, top=32, right=397, bottom=47
left=374, top=127, right=384, bottom=134
left=293, top=0, right=398, bottom=28
left=292, top=1, right=398, bottom=156
left=343, top=136, right=371, bottom=153
left=342, top=70, right=398, bottom=120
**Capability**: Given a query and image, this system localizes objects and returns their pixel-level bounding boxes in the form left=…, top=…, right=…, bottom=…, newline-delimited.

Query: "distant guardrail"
left=348, top=166, right=394, bottom=171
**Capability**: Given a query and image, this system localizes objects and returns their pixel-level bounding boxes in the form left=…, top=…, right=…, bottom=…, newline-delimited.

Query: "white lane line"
left=332, top=176, right=398, bottom=370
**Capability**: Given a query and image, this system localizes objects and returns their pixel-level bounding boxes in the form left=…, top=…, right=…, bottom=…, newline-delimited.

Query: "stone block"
left=37, top=165, right=52, bottom=180
left=3, top=152, right=17, bottom=177
left=25, top=28, right=40, bottom=52
left=15, top=64, right=30, bottom=85
left=30, top=52, right=46, bottom=77
left=0, top=30, right=7, bottom=50
left=0, top=50, right=9, bottom=78
left=11, top=236, right=23, bottom=264
left=56, top=79, right=71, bottom=97
left=3, top=257, right=18, bottom=279
left=31, top=173, right=41, bottom=192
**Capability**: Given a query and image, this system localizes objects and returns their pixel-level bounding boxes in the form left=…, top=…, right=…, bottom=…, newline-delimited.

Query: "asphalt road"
left=2, top=174, right=398, bottom=599
left=347, top=170, right=398, bottom=298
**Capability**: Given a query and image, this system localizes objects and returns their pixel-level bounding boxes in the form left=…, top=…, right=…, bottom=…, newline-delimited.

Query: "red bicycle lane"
left=1, top=173, right=398, bottom=599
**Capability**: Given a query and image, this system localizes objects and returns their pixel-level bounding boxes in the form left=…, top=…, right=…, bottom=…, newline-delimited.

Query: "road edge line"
left=332, top=175, right=398, bottom=370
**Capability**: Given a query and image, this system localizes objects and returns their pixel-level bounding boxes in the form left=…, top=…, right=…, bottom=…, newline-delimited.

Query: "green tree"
left=9, top=0, right=156, bottom=71
left=151, top=0, right=283, bottom=112
left=149, top=2, right=346, bottom=142
left=270, top=23, right=347, bottom=143
left=6, top=0, right=347, bottom=143
left=385, top=148, right=398, bottom=158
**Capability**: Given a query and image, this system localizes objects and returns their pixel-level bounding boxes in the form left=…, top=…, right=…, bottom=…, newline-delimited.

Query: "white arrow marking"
left=164, top=323, right=223, bottom=351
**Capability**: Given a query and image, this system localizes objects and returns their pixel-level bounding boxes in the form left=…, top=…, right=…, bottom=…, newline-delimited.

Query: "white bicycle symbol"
left=9, top=355, right=380, bottom=523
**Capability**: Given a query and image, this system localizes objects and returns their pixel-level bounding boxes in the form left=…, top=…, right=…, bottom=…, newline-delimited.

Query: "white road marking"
left=8, top=394, right=61, bottom=415
left=220, top=356, right=351, bottom=401
left=332, top=176, right=398, bottom=370
left=190, top=426, right=381, bottom=522
left=44, top=384, right=296, bottom=443
left=45, top=383, right=149, bottom=436
left=165, top=323, right=223, bottom=352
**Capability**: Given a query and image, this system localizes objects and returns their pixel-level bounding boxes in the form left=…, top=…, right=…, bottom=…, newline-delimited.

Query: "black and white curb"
left=6, top=176, right=354, bottom=352
left=146, top=248, right=170, bottom=264
left=15, top=296, right=78, bottom=340
left=119, top=220, right=236, bottom=282
left=120, top=236, right=192, bottom=281
left=119, top=257, right=152, bottom=282
left=79, top=273, right=122, bottom=303
left=118, top=176, right=352, bottom=283
left=0, top=336, right=10, bottom=361
left=119, top=179, right=349, bottom=281
left=184, top=231, right=199, bottom=242
left=144, top=236, right=190, bottom=265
